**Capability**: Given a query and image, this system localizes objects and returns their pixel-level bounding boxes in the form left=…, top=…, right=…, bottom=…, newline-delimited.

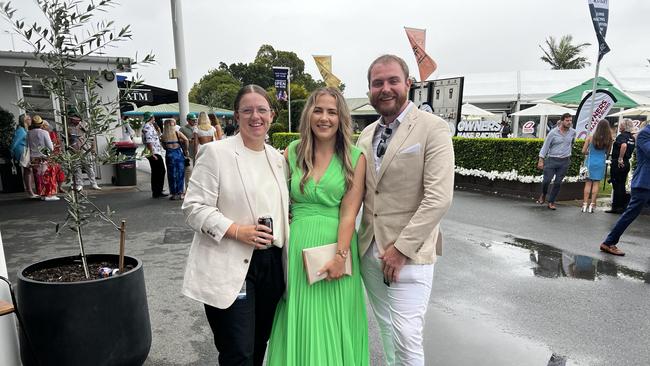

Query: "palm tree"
left=539, top=35, right=591, bottom=69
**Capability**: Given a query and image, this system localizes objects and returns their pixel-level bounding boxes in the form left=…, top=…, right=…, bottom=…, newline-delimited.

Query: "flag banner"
left=574, top=89, right=617, bottom=139
left=588, top=0, right=610, bottom=61
left=273, top=67, right=289, bottom=101
left=313, top=55, right=342, bottom=88
left=404, top=27, right=437, bottom=81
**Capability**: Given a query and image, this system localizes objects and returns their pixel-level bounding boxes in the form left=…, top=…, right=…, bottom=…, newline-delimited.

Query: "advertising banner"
left=574, top=89, right=617, bottom=139
left=273, top=67, right=289, bottom=101
left=588, top=0, right=610, bottom=61
left=455, top=120, right=501, bottom=138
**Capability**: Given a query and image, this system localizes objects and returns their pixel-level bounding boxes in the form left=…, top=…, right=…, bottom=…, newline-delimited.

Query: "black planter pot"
left=16, top=254, right=151, bottom=366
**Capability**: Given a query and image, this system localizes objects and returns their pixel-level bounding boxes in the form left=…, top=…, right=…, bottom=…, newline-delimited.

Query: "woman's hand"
left=317, top=255, right=346, bottom=280
left=236, top=224, right=274, bottom=249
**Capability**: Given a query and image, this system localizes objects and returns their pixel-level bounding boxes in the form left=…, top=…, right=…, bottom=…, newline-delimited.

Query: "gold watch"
left=336, top=249, right=349, bottom=259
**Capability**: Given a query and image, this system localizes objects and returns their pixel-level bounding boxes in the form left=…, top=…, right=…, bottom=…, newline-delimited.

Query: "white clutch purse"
left=302, top=243, right=352, bottom=285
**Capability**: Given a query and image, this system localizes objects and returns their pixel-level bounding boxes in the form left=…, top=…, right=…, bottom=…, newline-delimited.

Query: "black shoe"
left=605, top=208, right=624, bottom=214
left=153, top=193, right=169, bottom=198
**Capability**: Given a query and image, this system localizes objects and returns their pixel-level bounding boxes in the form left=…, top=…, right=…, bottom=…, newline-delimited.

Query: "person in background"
left=180, top=112, right=198, bottom=192
left=599, top=123, right=650, bottom=256
left=42, top=120, right=66, bottom=194
left=537, top=113, right=576, bottom=210
left=606, top=119, right=636, bottom=214
left=120, top=115, right=135, bottom=142
left=208, top=112, right=225, bottom=140
left=267, top=87, right=369, bottom=365
left=580, top=120, right=612, bottom=213
left=10, top=113, right=38, bottom=198
left=142, top=111, right=167, bottom=198
left=182, top=85, right=289, bottom=366
left=224, top=120, right=237, bottom=137
left=500, top=120, right=511, bottom=138
left=68, top=112, right=101, bottom=191
left=193, top=111, right=219, bottom=149
left=161, top=118, right=189, bottom=200
left=28, top=115, right=58, bottom=201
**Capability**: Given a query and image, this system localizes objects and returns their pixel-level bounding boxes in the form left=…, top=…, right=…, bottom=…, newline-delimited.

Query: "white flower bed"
left=455, top=166, right=581, bottom=183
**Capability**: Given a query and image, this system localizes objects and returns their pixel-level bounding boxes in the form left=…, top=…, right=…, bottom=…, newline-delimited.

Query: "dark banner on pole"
left=273, top=67, right=289, bottom=101
left=588, top=0, right=610, bottom=61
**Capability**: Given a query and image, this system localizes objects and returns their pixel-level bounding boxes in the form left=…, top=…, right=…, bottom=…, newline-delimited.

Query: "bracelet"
left=336, top=249, right=349, bottom=259
left=234, top=225, right=240, bottom=241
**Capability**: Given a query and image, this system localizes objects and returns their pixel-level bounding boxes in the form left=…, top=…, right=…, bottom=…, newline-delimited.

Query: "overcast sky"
left=3, top=0, right=649, bottom=98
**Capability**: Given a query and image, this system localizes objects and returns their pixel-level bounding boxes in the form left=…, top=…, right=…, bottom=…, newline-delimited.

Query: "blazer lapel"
left=233, top=136, right=257, bottom=221
left=265, top=147, right=290, bottom=244
left=376, top=109, right=417, bottom=183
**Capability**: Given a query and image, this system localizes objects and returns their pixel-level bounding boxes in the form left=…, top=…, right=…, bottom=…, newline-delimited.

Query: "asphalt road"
left=1, top=181, right=648, bottom=365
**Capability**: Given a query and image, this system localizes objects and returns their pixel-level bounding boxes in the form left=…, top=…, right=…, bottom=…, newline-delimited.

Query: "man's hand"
left=379, top=243, right=408, bottom=283
left=537, top=158, right=544, bottom=170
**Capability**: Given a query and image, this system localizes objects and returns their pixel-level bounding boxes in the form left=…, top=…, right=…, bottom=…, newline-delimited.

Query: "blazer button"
left=375, top=190, right=379, bottom=194
left=244, top=259, right=249, bottom=264
left=373, top=213, right=378, bottom=217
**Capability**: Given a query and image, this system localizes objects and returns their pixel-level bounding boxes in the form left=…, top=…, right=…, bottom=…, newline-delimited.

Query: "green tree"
left=189, top=69, right=241, bottom=109
left=539, top=35, right=591, bottom=69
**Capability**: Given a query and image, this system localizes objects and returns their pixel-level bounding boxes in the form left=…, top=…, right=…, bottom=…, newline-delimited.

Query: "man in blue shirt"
left=537, top=113, right=576, bottom=210
left=600, top=123, right=650, bottom=256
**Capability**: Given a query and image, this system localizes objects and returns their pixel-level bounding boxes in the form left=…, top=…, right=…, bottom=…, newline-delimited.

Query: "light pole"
left=170, top=0, right=190, bottom=122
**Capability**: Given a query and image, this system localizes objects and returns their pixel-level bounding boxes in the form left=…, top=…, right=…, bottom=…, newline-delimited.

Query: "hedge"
left=452, top=137, right=583, bottom=177
left=271, top=135, right=584, bottom=177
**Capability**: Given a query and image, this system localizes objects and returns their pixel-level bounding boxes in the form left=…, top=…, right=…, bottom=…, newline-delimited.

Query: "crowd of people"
left=9, top=111, right=101, bottom=201
left=537, top=112, right=649, bottom=258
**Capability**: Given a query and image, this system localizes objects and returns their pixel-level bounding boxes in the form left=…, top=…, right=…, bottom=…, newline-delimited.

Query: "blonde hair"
left=162, top=118, right=177, bottom=141
left=197, top=111, right=212, bottom=131
left=296, top=87, right=354, bottom=193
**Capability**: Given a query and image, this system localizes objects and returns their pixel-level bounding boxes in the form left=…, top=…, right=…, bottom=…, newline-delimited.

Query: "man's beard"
left=370, top=91, right=407, bottom=118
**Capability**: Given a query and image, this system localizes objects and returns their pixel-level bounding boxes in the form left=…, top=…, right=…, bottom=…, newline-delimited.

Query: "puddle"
left=162, top=227, right=194, bottom=244
left=488, top=236, right=649, bottom=283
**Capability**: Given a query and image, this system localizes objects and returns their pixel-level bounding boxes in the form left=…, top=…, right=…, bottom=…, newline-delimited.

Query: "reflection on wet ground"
left=481, top=236, right=649, bottom=283
left=547, top=353, right=567, bottom=366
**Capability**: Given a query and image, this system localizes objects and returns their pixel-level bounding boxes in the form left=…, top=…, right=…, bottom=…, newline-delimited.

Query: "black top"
left=611, top=131, right=635, bottom=161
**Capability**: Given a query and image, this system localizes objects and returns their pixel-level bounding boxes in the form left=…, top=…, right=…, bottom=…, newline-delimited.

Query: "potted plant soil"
left=1, top=1, right=155, bottom=364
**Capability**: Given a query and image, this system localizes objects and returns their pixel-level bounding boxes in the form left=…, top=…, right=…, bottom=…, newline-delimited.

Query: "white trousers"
left=361, top=243, right=434, bottom=366
left=73, top=155, right=97, bottom=187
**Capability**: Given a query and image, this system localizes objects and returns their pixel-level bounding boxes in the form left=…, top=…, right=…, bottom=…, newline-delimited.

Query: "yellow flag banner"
left=313, top=55, right=342, bottom=88
left=404, top=27, right=437, bottom=81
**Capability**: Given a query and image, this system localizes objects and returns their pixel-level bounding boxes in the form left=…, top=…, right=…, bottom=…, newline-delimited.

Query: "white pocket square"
left=399, top=143, right=421, bottom=155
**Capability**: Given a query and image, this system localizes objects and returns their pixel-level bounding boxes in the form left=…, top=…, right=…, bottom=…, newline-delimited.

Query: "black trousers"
left=204, top=246, right=285, bottom=366
left=610, top=161, right=630, bottom=209
left=147, top=154, right=166, bottom=197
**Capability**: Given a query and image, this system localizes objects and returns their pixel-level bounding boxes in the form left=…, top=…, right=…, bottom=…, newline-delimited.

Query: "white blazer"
left=181, top=135, right=290, bottom=309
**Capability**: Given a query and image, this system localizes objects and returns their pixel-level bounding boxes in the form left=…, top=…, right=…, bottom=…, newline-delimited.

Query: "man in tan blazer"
left=357, top=55, right=454, bottom=366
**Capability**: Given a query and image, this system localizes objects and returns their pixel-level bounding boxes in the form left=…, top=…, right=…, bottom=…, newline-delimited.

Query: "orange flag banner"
left=313, top=55, right=342, bottom=88
left=404, top=27, right=437, bottom=81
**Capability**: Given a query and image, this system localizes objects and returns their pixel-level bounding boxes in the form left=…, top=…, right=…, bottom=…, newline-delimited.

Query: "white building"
left=0, top=51, right=128, bottom=185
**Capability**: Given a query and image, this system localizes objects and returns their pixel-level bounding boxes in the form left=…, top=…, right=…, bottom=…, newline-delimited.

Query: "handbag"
left=579, top=157, right=589, bottom=180
left=302, top=243, right=352, bottom=285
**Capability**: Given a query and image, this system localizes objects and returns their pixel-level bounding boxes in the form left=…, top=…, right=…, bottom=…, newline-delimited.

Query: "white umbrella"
left=510, top=103, right=576, bottom=116
left=609, top=106, right=650, bottom=117
left=461, top=103, right=496, bottom=118
left=511, top=103, right=576, bottom=138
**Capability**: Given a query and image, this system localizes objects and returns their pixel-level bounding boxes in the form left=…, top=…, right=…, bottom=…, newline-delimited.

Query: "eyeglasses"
left=376, top=126, right=392, bottom=158
left=238, top=107, right=271, bottom=117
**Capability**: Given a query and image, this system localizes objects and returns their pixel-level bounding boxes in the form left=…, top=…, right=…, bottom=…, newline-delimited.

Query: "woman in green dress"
left=267, top=87, right=369, bottom=365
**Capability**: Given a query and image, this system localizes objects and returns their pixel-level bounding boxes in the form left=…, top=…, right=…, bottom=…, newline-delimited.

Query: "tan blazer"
left=181, top=135, right=290, bottom=309
left=357, top=106, right=454, bottom=265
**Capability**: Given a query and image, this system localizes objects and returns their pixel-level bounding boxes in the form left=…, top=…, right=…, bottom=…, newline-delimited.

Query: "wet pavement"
left=0, top=177, right=648, bottom=365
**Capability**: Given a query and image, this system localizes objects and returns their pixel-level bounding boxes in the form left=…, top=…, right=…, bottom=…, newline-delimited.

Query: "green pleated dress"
left=267, top=140, right=369, bottom=366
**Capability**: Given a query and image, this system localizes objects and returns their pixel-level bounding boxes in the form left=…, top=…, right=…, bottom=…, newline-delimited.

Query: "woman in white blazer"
left=181, top=85, right=290, bottom=366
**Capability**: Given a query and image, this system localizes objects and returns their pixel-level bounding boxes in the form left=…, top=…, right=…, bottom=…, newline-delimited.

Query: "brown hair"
left=592, top=119, right=612, bottom=151
left=367, top=54, right=410, bottom=86
left=295, top=87, right=355, bottom=194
